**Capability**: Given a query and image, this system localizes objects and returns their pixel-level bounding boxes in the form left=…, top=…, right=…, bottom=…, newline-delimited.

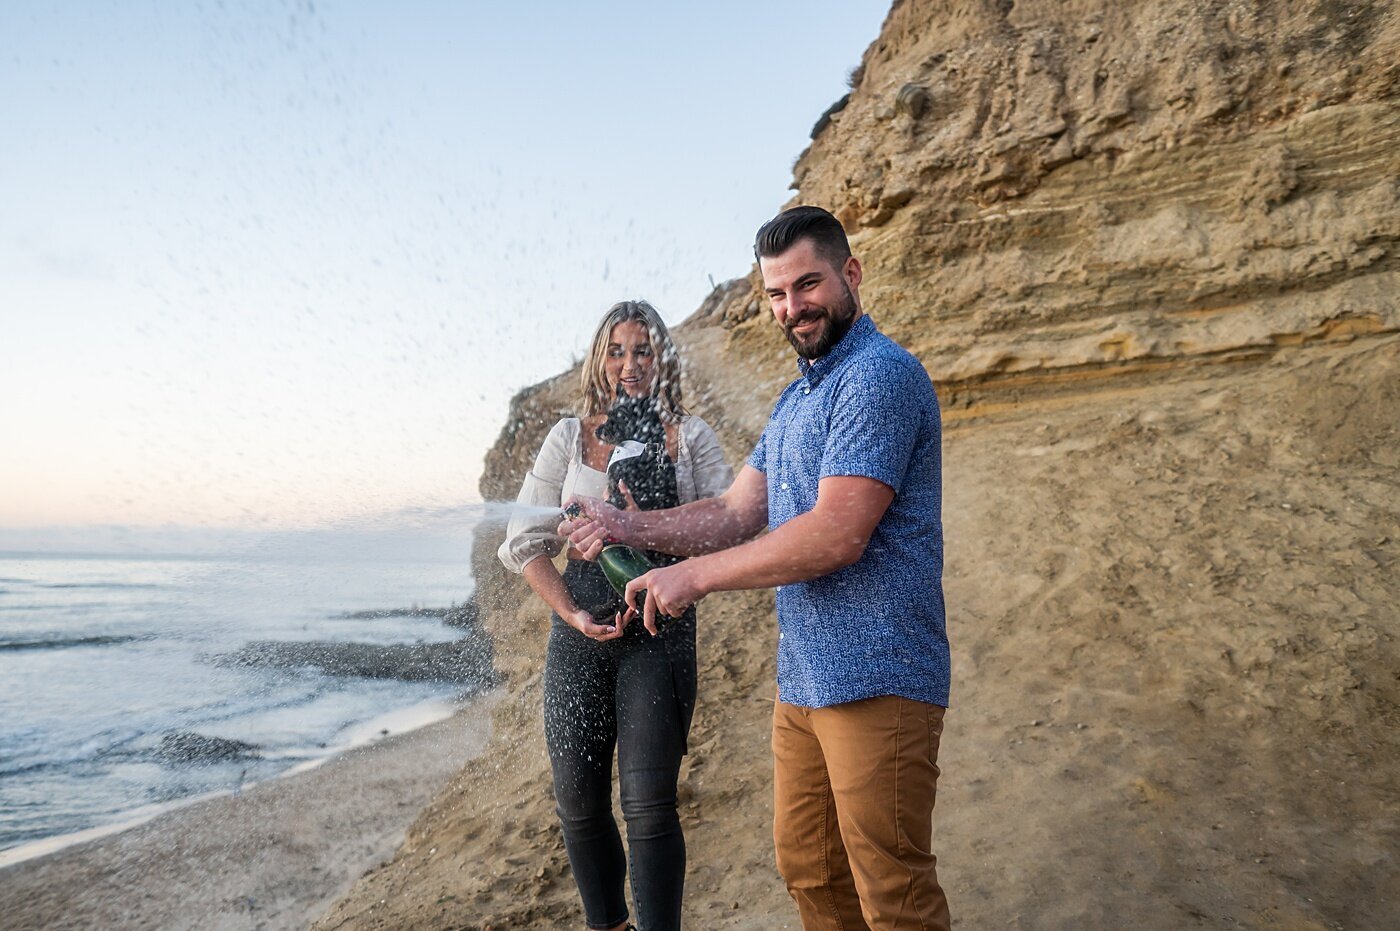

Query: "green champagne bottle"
left=597, top=543, right=656, bottom=599
left=563, top=503, right=674, bottom=625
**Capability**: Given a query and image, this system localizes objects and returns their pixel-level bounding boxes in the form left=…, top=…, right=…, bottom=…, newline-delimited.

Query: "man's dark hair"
left=754, top=205, right=852, bottom=269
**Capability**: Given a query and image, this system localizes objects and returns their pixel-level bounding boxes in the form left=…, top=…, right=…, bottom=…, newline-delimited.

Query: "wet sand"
left=0, top=694, right=495, bottom=931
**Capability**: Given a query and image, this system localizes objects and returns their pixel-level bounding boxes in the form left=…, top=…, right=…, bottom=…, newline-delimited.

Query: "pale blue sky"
left=1, top=1, right=889, bottom=533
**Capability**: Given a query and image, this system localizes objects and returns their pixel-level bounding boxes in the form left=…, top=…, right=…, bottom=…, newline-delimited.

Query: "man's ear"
left=843, top=255, right=863, bottom=290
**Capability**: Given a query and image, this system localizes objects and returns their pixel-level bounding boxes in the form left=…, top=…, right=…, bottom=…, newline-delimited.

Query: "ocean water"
left=0, top=544, right=483, bottom=857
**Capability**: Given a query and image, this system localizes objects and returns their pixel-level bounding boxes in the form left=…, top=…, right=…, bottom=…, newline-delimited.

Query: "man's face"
left=759, top=238, right=862, bottom=360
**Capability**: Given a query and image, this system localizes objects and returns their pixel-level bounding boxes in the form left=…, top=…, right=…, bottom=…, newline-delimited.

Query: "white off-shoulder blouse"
left=497, top=415, right=734, bottom=574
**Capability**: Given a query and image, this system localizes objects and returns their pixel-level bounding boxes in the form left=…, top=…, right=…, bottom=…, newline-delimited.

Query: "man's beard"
left=783, top=282, right=859, bottom=360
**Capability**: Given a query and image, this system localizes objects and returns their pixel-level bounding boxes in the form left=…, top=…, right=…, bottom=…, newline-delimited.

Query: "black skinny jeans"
left=544, top=559, right=696, bottom=931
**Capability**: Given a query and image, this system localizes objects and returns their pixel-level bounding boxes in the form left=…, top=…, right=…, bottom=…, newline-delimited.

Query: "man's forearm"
left=620, top=474, right=892, bottom=627
left=626, top=496, right=761, bottom=557
left=688, top=508, right=859, bottom=593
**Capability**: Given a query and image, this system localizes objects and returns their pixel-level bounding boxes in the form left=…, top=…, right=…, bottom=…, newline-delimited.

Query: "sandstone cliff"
left=318, top=3, right=1399, bottom=928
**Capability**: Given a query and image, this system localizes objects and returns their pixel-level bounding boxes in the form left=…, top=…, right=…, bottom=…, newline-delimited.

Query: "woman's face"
left=604, top=320, right=657, bottom=399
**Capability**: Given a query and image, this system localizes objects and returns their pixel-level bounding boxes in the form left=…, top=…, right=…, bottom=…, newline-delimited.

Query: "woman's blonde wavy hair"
left=580, top=300, right=686, bottom=421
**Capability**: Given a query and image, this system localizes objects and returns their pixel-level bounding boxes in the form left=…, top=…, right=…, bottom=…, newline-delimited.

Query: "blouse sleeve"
left=683, top=416, right=734, bottom=501
left=496, top=418, right=576, bottom=574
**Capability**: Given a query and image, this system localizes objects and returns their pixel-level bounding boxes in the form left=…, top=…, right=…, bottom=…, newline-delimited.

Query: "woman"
left=498, top=300, right=732, bottom=931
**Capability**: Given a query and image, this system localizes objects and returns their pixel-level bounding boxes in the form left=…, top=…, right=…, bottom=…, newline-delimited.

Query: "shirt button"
left=780, top=482, right=789, bottom=490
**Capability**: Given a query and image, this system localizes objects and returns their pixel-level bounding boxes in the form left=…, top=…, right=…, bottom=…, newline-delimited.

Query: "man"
left=563, top=205, right=951, bottom=930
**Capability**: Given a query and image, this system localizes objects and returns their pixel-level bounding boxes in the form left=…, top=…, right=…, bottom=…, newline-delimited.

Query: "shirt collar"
left=797, top=313, right=875, bottom=387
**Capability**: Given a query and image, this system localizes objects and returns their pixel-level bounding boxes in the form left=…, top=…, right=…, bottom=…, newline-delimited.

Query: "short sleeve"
left=817, top=359, right=929, bottom=493
left=496, top=418, right=576, bottom=573
left=746, top=428, right=768, bottom=474
left=682, top=417, right=734, bottom=500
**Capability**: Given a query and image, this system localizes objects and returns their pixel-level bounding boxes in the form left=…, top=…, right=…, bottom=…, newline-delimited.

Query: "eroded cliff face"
left=723, top=0, right=1400, bottom=415
left=319, top=3, right=1399, bottom=928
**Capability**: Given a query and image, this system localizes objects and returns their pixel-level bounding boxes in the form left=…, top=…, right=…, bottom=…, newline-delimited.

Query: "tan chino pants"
left=772, top=694, right=951, bottom=931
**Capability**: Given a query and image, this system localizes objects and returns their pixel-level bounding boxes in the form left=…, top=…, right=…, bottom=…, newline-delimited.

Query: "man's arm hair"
left=687, top=474, right=893, bottom=593
left=625, top=465, right=769, bottom=557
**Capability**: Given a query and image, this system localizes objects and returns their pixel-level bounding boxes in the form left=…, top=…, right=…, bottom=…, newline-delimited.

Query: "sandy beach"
left=0, top=695, right=495, bottom=931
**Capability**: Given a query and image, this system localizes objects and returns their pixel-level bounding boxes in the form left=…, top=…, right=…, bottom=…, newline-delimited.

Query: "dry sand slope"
left=317, top=2, right=1399, bottom=928
left=315, top=340, right=1400, bottom=931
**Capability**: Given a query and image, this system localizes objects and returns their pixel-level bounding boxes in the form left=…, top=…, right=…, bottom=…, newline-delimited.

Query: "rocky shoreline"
left=0, top=697, right=495, bottom=930
left=218, top=633, right=495, bottom=686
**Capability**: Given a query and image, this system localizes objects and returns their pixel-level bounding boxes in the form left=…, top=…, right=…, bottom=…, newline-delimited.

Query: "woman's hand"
left=559, top=493, right=635, bottom=561
left=563, top=607, right=627, bottom=641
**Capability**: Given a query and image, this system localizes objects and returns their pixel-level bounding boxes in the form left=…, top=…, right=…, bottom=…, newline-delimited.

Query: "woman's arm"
left=499, top=418, right=624, bottom=640
left=684, top=416, right=735, bottom=501
left=521, top=555, right=623, bottom=640
left=497, top=420, right=573, bottom=573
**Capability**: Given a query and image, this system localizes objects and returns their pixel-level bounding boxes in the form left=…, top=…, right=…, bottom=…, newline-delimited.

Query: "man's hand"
left=623, top=562, right=708, bottom=636
left=558, top=494, right=633, bottom=560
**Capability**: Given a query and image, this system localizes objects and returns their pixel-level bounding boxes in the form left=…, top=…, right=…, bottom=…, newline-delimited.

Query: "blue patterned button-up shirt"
left=747, top=314, right=949, bottom=708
